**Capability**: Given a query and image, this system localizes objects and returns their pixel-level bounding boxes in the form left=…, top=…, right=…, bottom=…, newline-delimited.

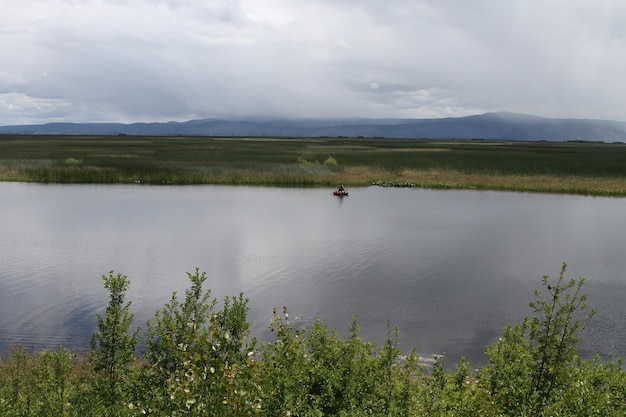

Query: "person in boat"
left=337, top=184, right=345, bottom=192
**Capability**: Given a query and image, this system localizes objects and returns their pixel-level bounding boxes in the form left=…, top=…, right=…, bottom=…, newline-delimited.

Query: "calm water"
left=1, top=183, right=625, bottom=365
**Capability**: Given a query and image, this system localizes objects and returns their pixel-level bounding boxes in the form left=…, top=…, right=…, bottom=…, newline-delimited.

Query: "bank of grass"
left=2, top=135, right=626, bottom=195
left=378, top=169, right=626, bottom=196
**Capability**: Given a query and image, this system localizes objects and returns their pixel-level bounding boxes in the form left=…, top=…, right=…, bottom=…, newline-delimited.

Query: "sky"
left=2, top=0, right=626, bottom=125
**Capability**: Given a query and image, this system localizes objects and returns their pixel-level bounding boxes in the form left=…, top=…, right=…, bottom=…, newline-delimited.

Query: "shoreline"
left=2, top=135, right=626, bottom=197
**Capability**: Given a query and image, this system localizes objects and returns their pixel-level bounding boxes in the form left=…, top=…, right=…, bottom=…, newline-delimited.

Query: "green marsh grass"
left=1, top=135, right=626, bottom=195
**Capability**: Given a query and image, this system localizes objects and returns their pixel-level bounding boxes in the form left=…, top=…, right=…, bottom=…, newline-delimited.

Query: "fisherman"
left=337, top=184, right=345, bottom=192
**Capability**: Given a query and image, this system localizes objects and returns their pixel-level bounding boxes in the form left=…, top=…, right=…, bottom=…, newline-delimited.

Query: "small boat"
left=333, top=189, right=349, bottom=196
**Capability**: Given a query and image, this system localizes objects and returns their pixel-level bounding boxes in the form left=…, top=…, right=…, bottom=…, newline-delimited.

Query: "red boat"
left=333, top=190, right=349, bottom=196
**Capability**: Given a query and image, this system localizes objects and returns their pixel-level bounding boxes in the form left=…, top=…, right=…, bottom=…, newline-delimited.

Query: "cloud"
left=1, top=0, right=626, bottom=124
left=0, top=93, right=73, bottom=124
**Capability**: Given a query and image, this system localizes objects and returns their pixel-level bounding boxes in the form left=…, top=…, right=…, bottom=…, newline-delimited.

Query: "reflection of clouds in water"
left=0, top=289, right=100, bottom=351
left=575, top=281, right=626, bottom=360
left=1, top=184, right=626, bottom=364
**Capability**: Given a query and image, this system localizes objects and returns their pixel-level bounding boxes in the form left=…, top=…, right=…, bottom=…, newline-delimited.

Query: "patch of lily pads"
left=372, top=180, right=417, bottom=188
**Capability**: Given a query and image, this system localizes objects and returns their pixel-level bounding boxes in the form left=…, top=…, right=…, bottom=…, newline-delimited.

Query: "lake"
left=1, top=183, right=625, bottom=366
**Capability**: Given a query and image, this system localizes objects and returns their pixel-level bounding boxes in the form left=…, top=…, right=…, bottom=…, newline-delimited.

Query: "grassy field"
left=2, top=134, right=626, bottom=196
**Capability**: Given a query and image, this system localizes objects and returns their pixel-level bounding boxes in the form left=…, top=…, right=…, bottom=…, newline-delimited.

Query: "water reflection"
left=0, top=183, right=625, bottom=366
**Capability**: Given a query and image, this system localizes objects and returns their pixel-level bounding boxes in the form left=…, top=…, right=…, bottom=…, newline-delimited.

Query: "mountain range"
left=2, top=112, right=626, bottom=142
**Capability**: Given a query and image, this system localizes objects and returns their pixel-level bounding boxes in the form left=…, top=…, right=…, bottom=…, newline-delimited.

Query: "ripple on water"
left=2, top=184, right=626, bottom=366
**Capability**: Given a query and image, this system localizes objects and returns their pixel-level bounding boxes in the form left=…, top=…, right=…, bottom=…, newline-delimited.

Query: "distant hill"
left=2, top=112, right=626, bottom=142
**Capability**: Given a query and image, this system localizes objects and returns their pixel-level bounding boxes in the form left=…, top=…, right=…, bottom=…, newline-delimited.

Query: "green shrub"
left=1, top=265, right=625, bottom=416
left=90, top=271, right=140, bottom=411
left=64, top=157, right=83, bottom=165
left=141, top=269, right=259, bottom=416
left=256, top=311, right=426, bottom=416
left=298, top=156, right=319, bottom=166
left=483, top=263, right=596, bottom=415
left=324, top=156, right=338, bottom=167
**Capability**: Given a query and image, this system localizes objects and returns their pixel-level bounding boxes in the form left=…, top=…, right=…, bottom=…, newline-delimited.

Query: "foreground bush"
left=0, top=264, right=624, bottom=416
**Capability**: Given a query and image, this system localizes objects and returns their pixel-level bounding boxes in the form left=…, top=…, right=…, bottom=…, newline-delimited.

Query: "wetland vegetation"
left=1, top=266, right=625, bottom=416
left=2, top=135, right=626, bottom=415
left=2, top=134, right=626, bottom=195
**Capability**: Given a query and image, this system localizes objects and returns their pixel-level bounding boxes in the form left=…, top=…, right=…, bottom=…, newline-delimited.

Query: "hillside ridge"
left=2, top=112, right=626, bottom=141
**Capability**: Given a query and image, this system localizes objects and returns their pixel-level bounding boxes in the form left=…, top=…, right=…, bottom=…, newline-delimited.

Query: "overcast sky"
left=2, top=0, right=626, bottom=125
